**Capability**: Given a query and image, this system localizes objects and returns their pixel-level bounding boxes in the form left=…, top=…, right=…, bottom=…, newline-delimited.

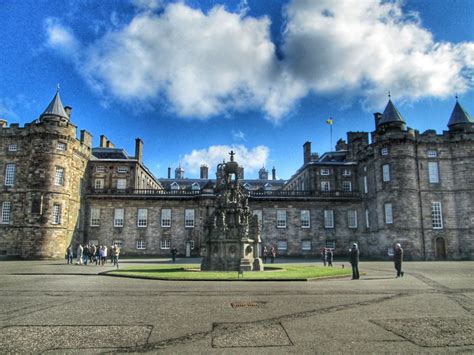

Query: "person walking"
left=83, top=244, right=89, bottom=265
left=96, top=245, right=102, bottom=266
left=76, top=244, right=83, bottom=265
left=393, top=243, right=404, bottom=278
left=66, top=246, right=73, bottom=264
left=349, top=243, right=359, bottom=280
left=321, top=248, right=327, bottom=266
left=112, top=244, right=120, bottom=268
left=262, top=246, right=268, bottom=264
left=327, top=248, right=333, bottom=267
left=102, top=245, right=107, bottom=266
left=270, top=247, right=276, bottom=264
left=171, top=247, right=177, bottom=263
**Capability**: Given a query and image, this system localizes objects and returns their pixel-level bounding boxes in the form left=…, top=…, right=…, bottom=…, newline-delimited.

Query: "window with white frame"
left=363, top=176, right=368, bottom=194
left=55, top=167, right=64, bottom=186
left=342, top=181, right=352, bottom=192
left=114, top=208, right=124, bottom=227
left=4, top=163, right=15, bottom=186
left=382, top=164, right=390, bottom=182
left=57, top=142, right=67, bottom=151
left=96, top=165, right=105, bottom=173
left=117, top=166, right=128, bottom=173
left=321, top=169, right=330, bottom=175
left=8, top=144, right=17, bottom=152
left=342, top=169, right=351, bottom=176
left=381, top=147, right=389, bottom=156
left=324, top=210, right=334, bottom=228
left=51, top=204, right=61, bottom=225
left=160, top=240, right=171, bottom=249
left=276, top=210, right=287, bottom=228
left=1, top=202, right=12, bottom=224
left=321, top=181, right=331, bottom=192
left=264, top=183, right=272, bottom=191
left=384, top=203, right=393, bottom=224
left=117, top=179, right=127, bottom=190
left=428, top=162, right=439, bottom=183
left=161, top=208, right=171, bottom=227
left=94, top=179, right=104, bottom=190
left=113, top=240, right=123, bottom=248
left=136, top=240, right=147, bottom=250
left=427, top=150, right=438, bottom=158
left=185, top=209, right=195, bottom=228
left=301, top=210, right=310, bottom=228
left=301, top=240, right=312, bottom=251
left=253, top=210, right=262, bottom=226
left=348, top=210, right=357, bottom=228
left=365, top=209, right=370, bottom=228
left=431, top=202, right=443, bottom=229
left=137, top=208, right=148, bottom=227
left=170, top=182, right=179, bottom=190
left=277, top=240, right=287, bottom=251
left=90, top=208, right=100, bottom=227
left=325, top=240, right=336, bottom=249
left=191, top=182, right=200, bottom=191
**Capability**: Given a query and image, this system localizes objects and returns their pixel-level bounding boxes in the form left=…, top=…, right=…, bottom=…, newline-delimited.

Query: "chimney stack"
left=100, top=135, right=107, bottom=148
left=272, top=166, right=276, bottom=180
left=80, top=130, right=93, bottom=147
left=0, top=119, right=7, bottom=128
left=167, top=167, right=171, bottom=179
left=303, top=141, right=311, bottom=164
left=200, top=165, right=209, bottom=179
left=135, top=138, right=143, bottom=163
left=374, top=112, right=383, bottom=128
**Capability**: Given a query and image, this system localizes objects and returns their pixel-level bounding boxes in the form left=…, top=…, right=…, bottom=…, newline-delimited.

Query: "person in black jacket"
left=326, top=249, right=333, bottom=267
left=349, top=243, right=359, bottom=280
left=393, top=243, right=404, bottom=278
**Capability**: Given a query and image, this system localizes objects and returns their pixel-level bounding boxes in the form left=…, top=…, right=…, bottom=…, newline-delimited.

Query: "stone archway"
left=435, top=237, right=447, bottom=260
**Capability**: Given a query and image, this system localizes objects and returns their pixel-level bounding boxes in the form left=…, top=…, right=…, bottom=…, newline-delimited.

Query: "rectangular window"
left=382, top=164, right=390, bottom=182
left=160, top=240, right=170, bottom=250
left=301, top=210, right=310, bottom=228
left=51, top=204, right=61, bottom=225
left=365, top=209, right=370, bottom=228
left=114, top=208, right=124, bottom=227
left=117, top=166, right=128, bottom=173
left=428, top=162, right=439, bottom=183
left=185, top=209, right=195, bottom=228
left=431, top=202, right=443, bottom=229
left=117, top=179, right=127, bottom=190
left=137, top=208, right=148, bottom=227
left=321, top=181, right=331, bottom=192
left=301, top=240, right=312, bottom=251
left=342, top=169, right=351, bottom=176
left=96, top=165, right=105, bottom=173
left=4, top=163, right=15, bottom=186
left=57, top=142, right=67, bottom=151
left=55, top=167, right=64, bottom=186
left=161, top=208, right=171, bottom=227
left=8, top=144, right=17, bottom=152
left=90, top=208, right=100, bottom=227
left=136, top=240, right=147, bottom=250
left=276, top=210, right=287, bottom=228
left=277, top=240, right=287, bottom=251
left=94, top=179, right=104, bottom=189
left=325, top=240, right=336, bottom=249
left=324, top=210, right=334, bottom=228
left=253, top=210, right=262, bottom=226
left=342, top=181, right=352, bottom=192
left=1, top=202, right=12, bottom=224
left=385, top=203, right=393, bottom=224
left=427, top=150, right=438, bottom=158
left=348, top=210, right=358, bottom=228
left=381, top=147, right=389, bottom=156
left=363, top=176, right=368, bottom=194
left=320, top=169, right=330, bottom=175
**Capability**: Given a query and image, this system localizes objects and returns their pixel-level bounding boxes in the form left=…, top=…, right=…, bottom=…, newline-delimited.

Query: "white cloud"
left=45, top=1, right=474, bottom=119
left=181, top=145, right=269, bottom=176
left=232, top=130, right=246, bottom=141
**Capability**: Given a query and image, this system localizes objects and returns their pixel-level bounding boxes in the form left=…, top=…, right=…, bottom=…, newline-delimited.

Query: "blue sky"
left=1, top=0, right=473, bottom=179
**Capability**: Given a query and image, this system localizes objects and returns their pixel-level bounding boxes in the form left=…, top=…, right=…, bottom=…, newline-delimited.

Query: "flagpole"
left=330, top=124, right=333, bottom=151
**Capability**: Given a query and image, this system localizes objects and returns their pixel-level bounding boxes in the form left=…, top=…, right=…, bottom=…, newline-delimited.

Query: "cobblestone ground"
left=0, top=259, right=472, bottom=354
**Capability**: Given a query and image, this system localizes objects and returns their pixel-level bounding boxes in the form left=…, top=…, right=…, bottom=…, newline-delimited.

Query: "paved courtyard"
left=0, top=259, right=472, bottom=353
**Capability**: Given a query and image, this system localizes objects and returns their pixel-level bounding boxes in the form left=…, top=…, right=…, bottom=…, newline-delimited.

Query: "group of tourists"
left=262, top=246, right=277, bottom=264
left=320, top=248, right=334, bottom=266
left=66, top=243, right=121, bottom=268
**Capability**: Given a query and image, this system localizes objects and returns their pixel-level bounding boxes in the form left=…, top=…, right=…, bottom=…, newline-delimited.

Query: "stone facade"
left=0, top=92, right=472, bottom=260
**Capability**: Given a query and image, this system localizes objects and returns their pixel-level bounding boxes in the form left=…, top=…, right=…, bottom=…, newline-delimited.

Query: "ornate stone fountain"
left=201, top=151, right=263, bottom=271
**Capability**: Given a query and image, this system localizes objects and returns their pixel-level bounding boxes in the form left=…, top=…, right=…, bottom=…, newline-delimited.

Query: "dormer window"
left=96, top=166, right=105, bottom=173
left=264, top=183, right=272, bottom=191
left=427, top=150, right=438, bottom=158
left=57, top=142, right=67, bottom=151
left=170, top=182, right=180, bottom=190
left=8, top=144, right=17, bottom=152
left=117, top=166, right=128, bottom=173
left=342, top=169, right=351, bottom=176
left=243, top=183, right=251, bottom=190
left=381, top=147, right=389, bottom=156
left=321, top=169, right=330, bottom=176
left=191, top=182, right=200, bottom=191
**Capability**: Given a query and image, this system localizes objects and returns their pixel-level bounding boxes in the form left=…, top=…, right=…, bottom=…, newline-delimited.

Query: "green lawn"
left=106, top=264, right=352, bottom=280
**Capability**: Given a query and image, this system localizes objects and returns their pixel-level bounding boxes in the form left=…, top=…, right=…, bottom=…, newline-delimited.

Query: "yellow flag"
left=326, top=118, right=333, bottom=125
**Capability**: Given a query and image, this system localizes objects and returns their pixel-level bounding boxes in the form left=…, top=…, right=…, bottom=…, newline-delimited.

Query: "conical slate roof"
left=40, top=91, right=68, bottom=120
left=378, top=99, right=405, bottom=125
left=447, top=101, right=473, bottom=128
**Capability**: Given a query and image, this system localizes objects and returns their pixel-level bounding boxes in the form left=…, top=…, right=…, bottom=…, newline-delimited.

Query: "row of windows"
left=4, top=165, right=65, bottom=187
left=0, top=202, right=61, bottom=225
left=89, top=239, right=195, bottom=251
left=277, top=240, right=336, bottom=251
left=95, top=166, right=128, bottom=173
left=380, top=148, right=438, bottom=158
left=5, top=142, right=67, bottom=152
left=319, top=168, right=352, bottom=176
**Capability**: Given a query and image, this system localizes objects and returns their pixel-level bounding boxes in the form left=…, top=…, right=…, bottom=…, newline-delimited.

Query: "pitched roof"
left=378, top=99, right=405, bottom=125
left=40, top=91, right=69, bottom=120
left=447, top=101, right=473, bottom=128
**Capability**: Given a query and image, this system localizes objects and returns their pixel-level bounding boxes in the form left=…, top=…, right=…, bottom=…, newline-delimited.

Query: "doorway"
left=435, top=237, right=447, bottom=259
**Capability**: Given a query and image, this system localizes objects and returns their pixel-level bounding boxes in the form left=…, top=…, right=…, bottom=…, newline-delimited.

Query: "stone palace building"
left=1, top=90, right=473, bottom=260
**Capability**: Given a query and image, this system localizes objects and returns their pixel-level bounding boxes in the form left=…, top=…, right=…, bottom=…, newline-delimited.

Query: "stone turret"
left=258, top=166, right=268, bottom=180
left=447, top=99, right=473, bottom=132
left=377, top=99, right=407, bottom=132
